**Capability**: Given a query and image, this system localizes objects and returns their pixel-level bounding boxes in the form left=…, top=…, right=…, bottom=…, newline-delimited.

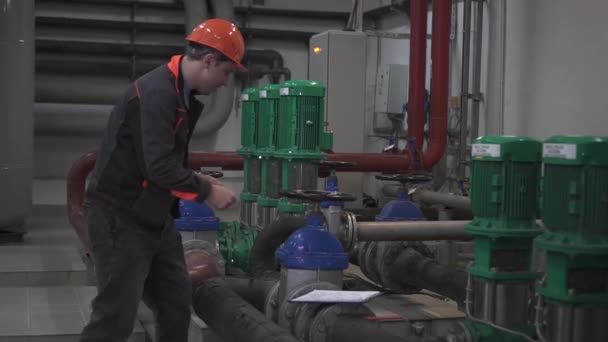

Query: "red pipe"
left=68, top=151, right=409, bottom=254
left=66, top=150, right=97, bottom=254
left=406, top=0, right=451, bottom=170
left=423, top=0, right=452, bottom=168
left=407, top=0, right=428, bottom=152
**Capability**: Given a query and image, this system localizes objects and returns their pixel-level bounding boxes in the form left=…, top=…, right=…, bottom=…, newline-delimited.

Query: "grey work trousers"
left=79, top=204, right=192, bottom=342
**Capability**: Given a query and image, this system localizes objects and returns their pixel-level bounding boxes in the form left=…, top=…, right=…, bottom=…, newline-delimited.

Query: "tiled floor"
left=0, top=203, right=232, bottom=341
left=0, top=206, right=88, bottom=287
left=0, top=286, right=145, bottom=341
left=0, top=205, right=144, bottom=341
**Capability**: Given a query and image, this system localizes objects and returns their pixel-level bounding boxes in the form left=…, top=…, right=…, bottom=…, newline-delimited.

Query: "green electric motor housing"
left=238, top=87, right=259, bottom=155
left=467, top=136, right=543, bottom=280
left=536, top=135, right=608, bottom=305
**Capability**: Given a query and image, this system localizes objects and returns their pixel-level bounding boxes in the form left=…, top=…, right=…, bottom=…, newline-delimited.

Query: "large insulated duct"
left=192, top=277, right=299, bottom=342
left=0, top=0, right=35, bottom=232
left=190, top=0, right=238, bottom=136
left=249, top=216, right=307, bottom=276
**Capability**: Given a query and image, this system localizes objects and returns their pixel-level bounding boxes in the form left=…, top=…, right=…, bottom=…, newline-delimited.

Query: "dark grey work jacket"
left=86, top=54, right=211, bottom=229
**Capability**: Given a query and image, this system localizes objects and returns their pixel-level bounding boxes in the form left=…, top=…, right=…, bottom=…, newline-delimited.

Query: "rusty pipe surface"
left=66, top=150, right=97, bottom=255
left=67, top=150, right=410, bottom=253
left=188, top=152, right=411, bottom=173
left=356, top=220, right=473, bottom=241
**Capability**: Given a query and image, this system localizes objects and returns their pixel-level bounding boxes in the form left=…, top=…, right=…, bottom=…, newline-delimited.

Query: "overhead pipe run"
left=67, top=150, right=411, bottom=255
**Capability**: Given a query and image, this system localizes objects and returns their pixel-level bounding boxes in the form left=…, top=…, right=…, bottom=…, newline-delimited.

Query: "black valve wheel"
left=312, top=160, right=357, bottom=169
left=375, top=172, right=432, bottom=184
left=199, top=170, right=224, bottom=178
left=279, top=189, right=357, bottom=203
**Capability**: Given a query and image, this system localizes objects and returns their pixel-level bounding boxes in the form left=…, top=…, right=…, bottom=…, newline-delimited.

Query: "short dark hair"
left=185, top=42, right=230, bottom=62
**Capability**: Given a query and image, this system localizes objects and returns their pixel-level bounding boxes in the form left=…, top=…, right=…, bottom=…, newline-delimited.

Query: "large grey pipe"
left=250, top=216, right=308, bottom=276
left=469, top=0, right=484, bottom=141
left=356, top=220, right=472, bottom=241
left=412, top=189, right=471, bottom=210
left=486, top=0, right=506, bottom=135
left=190, top=0, right=238, bottom=136
left=0, top=0, right=34, bottom=232
left=193, top=278, right=298, bottom=342
left=391, top=247, right=467, bottom=304
left=331, top=316, right=447, bottom=342
left=458, top=0, right=472, bottom=179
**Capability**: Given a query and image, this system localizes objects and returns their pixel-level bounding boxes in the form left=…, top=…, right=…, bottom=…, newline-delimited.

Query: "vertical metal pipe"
left=458, top=0, right=472, bottom=179
left=486, top=0, right=506, bottom=135
left=470, top=0, right=484, bottom=141
left=0, top=0, right=35, bottom=232
left=407, top=0, right=428, bottom=152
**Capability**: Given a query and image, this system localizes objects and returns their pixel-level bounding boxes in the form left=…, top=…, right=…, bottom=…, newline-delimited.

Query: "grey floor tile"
left=0, top=287, right=27, bottom=306
left=29, top=311, right=85, bottom=335
left=0, top=311, right=29, bottom=336
left=29, top=287, right=78, bottom=306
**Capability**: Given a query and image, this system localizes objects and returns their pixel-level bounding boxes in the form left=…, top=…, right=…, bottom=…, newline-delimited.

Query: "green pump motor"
left=535, top=135, right=608, bottom=342
left=237, top=87, right=260, bottom=228
left=256, top=84, right=283, bottom=229
left=274, top=80, right=333, bottom=215
left=465, top=136, right=543, bottom=341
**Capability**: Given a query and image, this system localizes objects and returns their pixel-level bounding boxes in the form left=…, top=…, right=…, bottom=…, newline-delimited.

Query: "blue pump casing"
left=376, top=192, right=426, bottom=221
left=277, top=214, right=349, bottom=270
left=174, top=199, right=220, bottom=231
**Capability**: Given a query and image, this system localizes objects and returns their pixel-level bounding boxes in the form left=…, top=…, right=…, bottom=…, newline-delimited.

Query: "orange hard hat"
left=186, top=18, right=247, bottom=72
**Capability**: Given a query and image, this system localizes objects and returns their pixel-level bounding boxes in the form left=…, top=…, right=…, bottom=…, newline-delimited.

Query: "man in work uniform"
left=79, top=18, right=246, bottom=342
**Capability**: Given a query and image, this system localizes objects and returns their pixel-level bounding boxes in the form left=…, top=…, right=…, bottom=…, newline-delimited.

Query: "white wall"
left=503, top=0, right=608, bottom=139
left=376, top=0, right=608, bottom=144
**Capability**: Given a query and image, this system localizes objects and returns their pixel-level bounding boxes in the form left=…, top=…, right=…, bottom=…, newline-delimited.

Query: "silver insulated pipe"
left=0, top=0, right=35, bottom=232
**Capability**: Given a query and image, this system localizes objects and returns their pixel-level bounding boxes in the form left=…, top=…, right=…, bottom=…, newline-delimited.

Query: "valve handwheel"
left=279, top=190, right=356, bottom=204
left=375, top=172, right=432, bottom=184
left=199, top=170, right=224, bottom=179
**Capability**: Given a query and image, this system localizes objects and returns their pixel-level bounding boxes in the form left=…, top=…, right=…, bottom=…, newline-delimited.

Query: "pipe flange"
left=182, top=239, right=225, bottom=276
left=264, top=280, right=281, bottom=322
left=339, top=211, right=357, bottom=250
left=445, top=321, right=473, bottom=342
left=278, top=281, right=340, bottom=331
left=309, top=304, right=375, bottom=342
left=358, top=241, right=382, bottom=284
left=293, top=302, right=327, bottom=341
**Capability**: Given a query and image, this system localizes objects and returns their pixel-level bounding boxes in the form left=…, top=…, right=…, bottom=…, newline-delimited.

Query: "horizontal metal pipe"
left=413, top=190, right=471, bottom=210
left=36, top=73, right=129, bottom=104
left=34, top=102, right=113, bottom=135
left=356, top=220, right=472, bottom=241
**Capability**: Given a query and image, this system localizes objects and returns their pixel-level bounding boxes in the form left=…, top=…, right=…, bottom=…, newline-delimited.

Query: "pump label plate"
left=543, top=143, right=577, bottom=159
left=472, top=144, right=501, bottom=158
